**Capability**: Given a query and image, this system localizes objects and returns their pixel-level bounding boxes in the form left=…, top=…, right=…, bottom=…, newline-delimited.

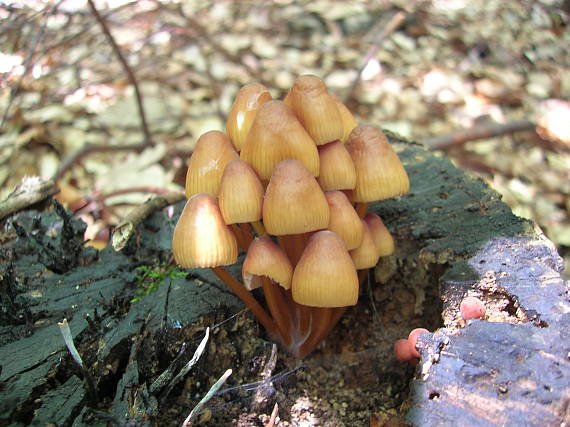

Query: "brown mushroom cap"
left=317, top=140, right=356, bottom=191
left=349, top=219, right=379, bottom=269
left=172, top=193, right=238, bottom=268
left=346, top=125, right=410, bottom=202
left=185, top=130, right=239, bottom=198
left=240, top=100, right=319, bottom=180
left=292, top=230, right=359, bottom=307
left=364, top=213, right=395, bottom=256
left=226, top=83, right=272, bottom=151
left=333, top=95, right=358, bottom=143
left=325, top=190, right=363, bottom=250
left=284, top=75, right=343, bottom=145
left=218, top=160, right=264, bottom=224
left=263, top=159, right=329, bottom=236
left=242, top=237, right=293, bottom=290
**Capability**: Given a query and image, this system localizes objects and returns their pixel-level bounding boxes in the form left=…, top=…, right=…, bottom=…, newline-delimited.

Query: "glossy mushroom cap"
left=325, top=190, right=363, bottom=251
left=218, top=160, right=264, bottom=224
left=242, top=237, right=293, bottom=290
left=349, top=219, right=380, bottom=269
left=317, top=140, right=356, bottom=191
left=364, top=213, right=395, bottom=256
left=334, top=96, right=358, bottom=143
left=346, top=125, right=410, bottom=202
left=284, top=75, right=343, bottom=145
left=240, top=100, right=319, bottom=180
left=185, top=131, right=239, bottom=198
left=172, top=193, right=238, bottom=268
left=292, top=230, right=358, bottom=307
left=263, top=159, right=329, bottom=236
left=226, top=83, right=272, bottom=151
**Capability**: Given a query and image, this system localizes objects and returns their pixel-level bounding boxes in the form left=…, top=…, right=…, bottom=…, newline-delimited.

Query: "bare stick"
left=112, top=191, right=185, bottom=251
left=58, top=318, right=98, bottom=404
left=160, top=328, right=210, bottom=402
left=87, top=0, right=153, bottom=146
left=423, top=119, right=536, bottom=150
left=344, top=3, right=415, bottom=103
left=0, top=177, right=58, bottom=221
left=181, top=368, right=233, bottom=427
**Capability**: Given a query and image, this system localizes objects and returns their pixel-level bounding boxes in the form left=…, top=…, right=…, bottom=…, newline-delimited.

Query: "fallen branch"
left=423, top=119, right=536, bottom=150
left=87, top=0, right=153, bottom=146
left=0, top=177, right=58, bottom=221
left=111, top=191, right=185, bottom=251
left=344, top=3, right=416, bottom=103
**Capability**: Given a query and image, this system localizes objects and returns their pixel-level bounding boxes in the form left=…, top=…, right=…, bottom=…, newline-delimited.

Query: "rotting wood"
left=0, top=134, right=568, bottom=426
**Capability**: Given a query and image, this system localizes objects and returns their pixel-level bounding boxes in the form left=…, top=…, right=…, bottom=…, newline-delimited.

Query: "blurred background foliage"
left=1, top=0, right=569, bottom=276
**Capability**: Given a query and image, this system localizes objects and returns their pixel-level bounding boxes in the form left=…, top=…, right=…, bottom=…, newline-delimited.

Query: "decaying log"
left=0, top=133, right=567, bottom=426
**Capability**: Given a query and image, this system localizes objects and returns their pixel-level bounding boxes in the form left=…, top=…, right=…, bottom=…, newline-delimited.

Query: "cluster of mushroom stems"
left=172, top=75, right=409, bottom=358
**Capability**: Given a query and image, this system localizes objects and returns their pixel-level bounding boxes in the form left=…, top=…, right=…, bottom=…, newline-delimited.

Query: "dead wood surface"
left=0, top=135, right=568, bottom=426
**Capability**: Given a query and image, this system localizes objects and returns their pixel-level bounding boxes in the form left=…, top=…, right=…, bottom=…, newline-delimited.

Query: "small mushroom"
left=292, top=230, right=358, bottom=307
left=226, top=82, right=272, bottom=151
left=460, top=296, right=486, bottom=320
left=240, top=100, right=319, bottom=180
left=184, top=131, right=239, bottom=198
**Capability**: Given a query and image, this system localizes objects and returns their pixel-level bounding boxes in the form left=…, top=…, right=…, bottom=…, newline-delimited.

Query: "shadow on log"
left=0, top=134, right=568, bottom=426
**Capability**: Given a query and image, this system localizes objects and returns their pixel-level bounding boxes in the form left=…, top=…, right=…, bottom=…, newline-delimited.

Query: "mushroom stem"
left=212, top=266, right=280, bottom=339
left=251, top=220, right=267, bottom=237
left=297, top=307, right=332, bottom=358
left=238, top=223, right=254, bottom=248
left=231, top=224, right=247, bottom=251
left=260, top=276, right=292, bottom=346
left=277, top=233, right=308, bottom=266
left=355, top=202, right=368, bottom=218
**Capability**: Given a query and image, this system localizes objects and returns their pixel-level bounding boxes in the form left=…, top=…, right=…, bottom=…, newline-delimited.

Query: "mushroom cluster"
left=172, top=75, right=409, bottom=358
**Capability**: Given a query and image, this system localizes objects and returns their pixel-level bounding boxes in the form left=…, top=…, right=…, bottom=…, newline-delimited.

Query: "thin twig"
left=111, top=191, right=185, bottom=251
left=423, top=119, right=536, bottom=150
left=160, top=327, right=210, bottom=402
left=181, top=368, right=233, bottom=427
left=344, top=3, right=416, bottom=103
left=0, top=177, right=58, bottom=221
left=266, top=403, right=279, bottom=427
left=58, top=318, right=98, bottom=404
left=87, top=0, right=153, bottom=146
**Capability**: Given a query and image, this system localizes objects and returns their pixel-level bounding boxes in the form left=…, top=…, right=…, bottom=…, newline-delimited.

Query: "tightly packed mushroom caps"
left=172, top=75, right=409, bottom=358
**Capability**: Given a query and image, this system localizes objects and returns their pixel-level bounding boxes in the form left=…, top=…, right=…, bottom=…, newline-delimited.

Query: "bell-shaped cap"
left=240, top=100, right=319, bottom=180
left=263, top=159, right=329, bottom=236
left=364, top=213, right=395, bottom=256
left=292, top=230, right=358, bottom=307
left=325, top=191, right=363, bottom=250
left=334, top=96, right=358, bottom=143
left=226, top=83, right=272, bottom=151
left=185, top=130, right=239, bottom=198
left=349, top=219, right=379, bottom=269
left=172, top=193, right=238, bottom=268
left=218, top=160, right=264, bottom=224
left=242, top=237, right=293, bottom=290
left=317, top=140, right=356, bottom=191
left=285, top=75, right=343, bottom=145
left=346, top=126, right=410, bottom=202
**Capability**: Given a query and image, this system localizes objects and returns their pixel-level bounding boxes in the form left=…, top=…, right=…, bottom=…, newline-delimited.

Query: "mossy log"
left=0, top=134, right=567, bottom=426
